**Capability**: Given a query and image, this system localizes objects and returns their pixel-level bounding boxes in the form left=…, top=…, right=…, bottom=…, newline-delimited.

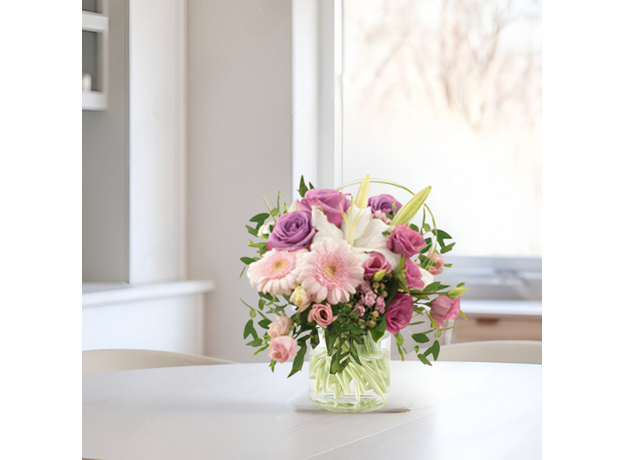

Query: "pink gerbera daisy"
left=300, top=238, right=365, bottom=305
left=247, top=249, right=302, bottom=296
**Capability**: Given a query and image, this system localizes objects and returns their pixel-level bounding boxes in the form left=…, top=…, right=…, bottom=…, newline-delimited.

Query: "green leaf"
left=245, top=225, right=258, bottom=237
left=370, top=316, right=387, bottom=342
left=431, top=340, right=440, bottom=360
left=409, top=321, right=425, bottom=326
left=253, top=344, right=269, bottom=355
left=417, top=353, right=432, bottom=366
left=258, top=299, right=266, bottom=310
left=422, top=223, right=431, bottom=233
left=432, top=229, right=452, bottom=247
left=249, top=213, right=270, bottom=224
left=240, top=257, right=256, bottom=265
left=249, top=308, right=256, bottom=319
left=245, top=337, right=263, bottom=347
left=269, top=360, right=276, bottom=372
left=243, top=319, right=257, bottom=339
left=460, top=310, right=468, bottom=321
left=298, top=176, right=309, bottom=198
left=409, top=223, right=420, bottom=232
left=258, top=318, right=271, bottom=329
left=288, top=343, right=307, bottom=377
left=350, top=341, right=362, bottom=366
left=309, top=181, right=315, bottom=190
left=443, top=263, right=453, bottom=268
left=411, top=333, right=430, bottom=343
left=440, top=242, right=456, bottom=254
left=325, top=326, right=338, bottom=352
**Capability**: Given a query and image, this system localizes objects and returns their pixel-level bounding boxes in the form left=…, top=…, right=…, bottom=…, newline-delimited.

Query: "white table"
left=83, top=361, right=541, bottom=459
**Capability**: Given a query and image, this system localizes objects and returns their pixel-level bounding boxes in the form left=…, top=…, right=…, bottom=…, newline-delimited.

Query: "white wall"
left=187, top=0, right=293, bottom=362
left=82, top=295, right=205, bottom=354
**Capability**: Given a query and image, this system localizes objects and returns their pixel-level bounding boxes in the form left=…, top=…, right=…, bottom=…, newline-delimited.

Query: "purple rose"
left=385, top=293, right=413, bottom=334
left=405, top=258, right=425, bottom=289
left=363, top=252, right=392, bottom=280
left=387, top=225, right=426, bottom=257
left=299, top=189, right=350, bottom=227
left=430, top=295, right=461, bottom=328
left=267, top=211, right=316, bottom=251
left=368, top=194, right=402, bottom=216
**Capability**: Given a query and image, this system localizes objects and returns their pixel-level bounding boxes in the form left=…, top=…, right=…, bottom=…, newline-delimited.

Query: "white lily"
left=310, top=205, right=400, bottom=269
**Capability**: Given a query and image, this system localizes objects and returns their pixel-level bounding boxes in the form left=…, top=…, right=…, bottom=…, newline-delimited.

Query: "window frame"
left=292, top=0, right=541, bottom=303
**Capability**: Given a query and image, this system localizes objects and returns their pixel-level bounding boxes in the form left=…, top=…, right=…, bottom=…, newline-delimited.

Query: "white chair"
left=82, top=349, right=236, bottom=374
left=437, top=340, right=542, bottom=364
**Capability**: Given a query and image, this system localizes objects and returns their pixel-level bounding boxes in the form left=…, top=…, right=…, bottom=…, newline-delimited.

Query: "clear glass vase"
left=308, top=330, right=391, bottom=412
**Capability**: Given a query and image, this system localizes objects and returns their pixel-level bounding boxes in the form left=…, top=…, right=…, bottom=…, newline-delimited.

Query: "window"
left=339, top=0, right=542, bottom=301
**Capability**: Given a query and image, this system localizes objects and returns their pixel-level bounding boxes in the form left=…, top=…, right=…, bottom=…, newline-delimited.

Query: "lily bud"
left=447, top=287, right=468, bottom=299
left=354, top=174, right=371, bottom=209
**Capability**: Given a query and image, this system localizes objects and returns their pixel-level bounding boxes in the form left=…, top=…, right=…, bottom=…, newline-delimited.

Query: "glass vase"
left=308, top=329, right=391, bottom=412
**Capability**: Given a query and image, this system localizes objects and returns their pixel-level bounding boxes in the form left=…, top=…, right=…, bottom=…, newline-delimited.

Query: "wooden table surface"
left=83, top=361, right=541, bottom=459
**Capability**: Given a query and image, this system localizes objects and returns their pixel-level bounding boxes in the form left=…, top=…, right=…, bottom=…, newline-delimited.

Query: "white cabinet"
left=82, top=3, right=108, bottom=110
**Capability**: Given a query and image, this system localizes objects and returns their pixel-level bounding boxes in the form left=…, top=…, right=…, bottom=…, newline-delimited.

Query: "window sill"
left=460, top=300, right=542, bottom=317
left=82, top=280, right=215, bottom=308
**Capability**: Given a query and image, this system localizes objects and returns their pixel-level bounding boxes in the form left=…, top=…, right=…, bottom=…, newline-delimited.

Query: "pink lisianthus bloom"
left=428, top=251, right=445, bottom=276
left=267, top=315, right=293, bottom=339
left=307, top=303, right=338, bottom=328
left=268, top=336, right=298, bottom=363
left=299, top=189, right=350, bottom=227
left=387, top=225, right=426, bottom=257
left=363, top=252, right=392, bottom=280
left=385, top=293, right=413, bottom=334
left=430, top=295, right=461, bottom=329
left=354, top=304, right=366, bottom=317
left=405, top=258, right=425, bottom=289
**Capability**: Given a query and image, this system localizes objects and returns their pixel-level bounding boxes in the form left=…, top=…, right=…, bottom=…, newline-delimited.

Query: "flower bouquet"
left=241, top=176, right=467, bottom=412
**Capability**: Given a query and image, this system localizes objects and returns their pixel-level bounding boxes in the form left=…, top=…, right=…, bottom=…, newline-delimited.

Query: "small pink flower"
left=268, top=336, right=298, bottom=363
left=267, top=315, right=293, bottom=339
left=307, top=304, right=337, bottom=327
left=372, top=210, right=392, bottom=224
left=375, top=296, right=386, bottom=313
left=405, top=258, right=425, bottom=290
left=385, top=293, right=413, bottom=334
left=430, top=295, right=461, bottom=328
left=364, top=290, right=377, bottom=307
left=428, top=252, right=445, bottom=276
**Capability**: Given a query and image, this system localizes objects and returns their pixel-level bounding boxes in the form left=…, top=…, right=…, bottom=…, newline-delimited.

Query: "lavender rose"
left=299, top=189, right=350, bottom=227
left=430, top=295, right=461, bottom=328
left=405, top=258, right=425, bottom=289
left=385, top=293, right=413, bottom=334
left=387, top=224, right=426, bottom=257
left=363, top=252, right=392, bottom=280
left=267, top=211, right=316, bottom=251
left=368, top=194, right=402, bottom=216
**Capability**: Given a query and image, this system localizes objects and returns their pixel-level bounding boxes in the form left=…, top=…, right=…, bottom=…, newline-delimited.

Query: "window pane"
left=342, top=0, right=541, bottom=257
